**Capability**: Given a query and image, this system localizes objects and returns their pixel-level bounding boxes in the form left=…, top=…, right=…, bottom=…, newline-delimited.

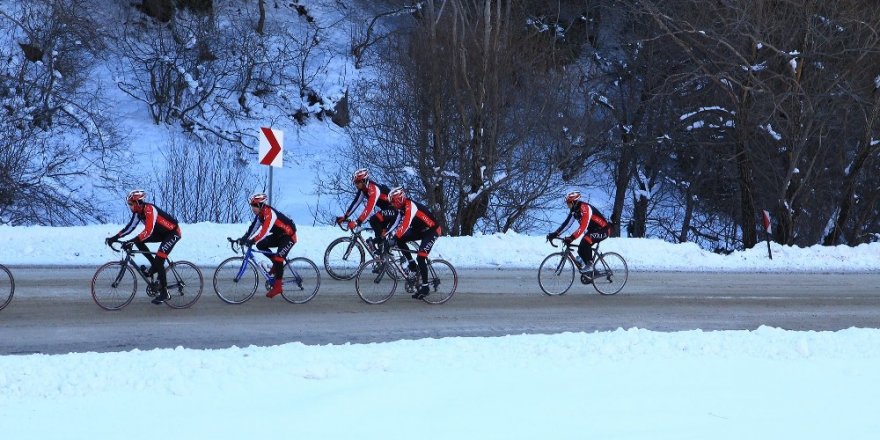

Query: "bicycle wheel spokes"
left=213, top=257, right=259, bottom=304
left=0, top=264, right=14, bottom=311
left=592, top=252, right=629, bottom=295
left=324, top=237, right=366, bottom=280
left=164, top=261, right=204, bottom=309
left=355, top=258, right=397, bottom=304
left=281, top=257, right=321, bottom=304
left=538, top=252, right=575, bottom=296
left=91, top=262, right=137, bottom=310
left=421, top=259, right=457, bottom=305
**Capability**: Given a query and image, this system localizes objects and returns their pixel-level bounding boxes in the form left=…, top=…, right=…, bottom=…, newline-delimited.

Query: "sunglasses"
left=250, top=203, right=261, bottom=207
left=127, top=201, right=136, bottom=206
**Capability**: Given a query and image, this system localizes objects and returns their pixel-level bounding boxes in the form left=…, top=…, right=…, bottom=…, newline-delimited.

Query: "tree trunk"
left=679, top=188, right=693, bottom=243
left=256, top=0, right=265, bottom=34
left=735, top=138, right=758, bottom=248
left=610, top=130, right=636, bottom=237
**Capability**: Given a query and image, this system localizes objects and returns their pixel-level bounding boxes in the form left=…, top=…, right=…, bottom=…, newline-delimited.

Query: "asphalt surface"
left=1, top=267, right=879, bottom=355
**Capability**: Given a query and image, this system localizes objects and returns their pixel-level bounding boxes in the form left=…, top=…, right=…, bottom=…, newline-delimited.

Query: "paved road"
left=1, top=267, right=879, bottom=355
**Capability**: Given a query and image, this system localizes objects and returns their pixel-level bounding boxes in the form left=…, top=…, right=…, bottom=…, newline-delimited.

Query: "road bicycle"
left=354, top=242, right=457, bottom=305
left=213, top=237, right=320, bottom=304
left=323, top=223, right=382, bottom=280
left=538, top=238, right=628, bottom=296
left=0, top=263, right=13, bottom=311
left=91, top=242, right=204, bottom=310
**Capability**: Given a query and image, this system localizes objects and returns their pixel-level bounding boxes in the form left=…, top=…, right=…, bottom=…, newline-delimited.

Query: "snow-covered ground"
left=1, top=222, right=878, bottom=272
left=1, top=225, right=879, bottom=438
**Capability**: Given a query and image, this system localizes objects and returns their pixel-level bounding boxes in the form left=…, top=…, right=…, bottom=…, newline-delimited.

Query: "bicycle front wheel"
left=91, top=262, right=137, bottom=310
left=324, top=237, right=366, bottom=280
left=537, top=252, right=576, bottom=296
left=164, top=261, right=204, bottom=309
left=355, top=258, right=397, bottom=304
left=591, top=252, right=628, bottom=295
left=213, top=257, right=258, bottom=304
left=0, top=264, right=13, bottom=311
left=281, top=257, right=321, bottom=304
left=421, top=259, right=458, bottom=305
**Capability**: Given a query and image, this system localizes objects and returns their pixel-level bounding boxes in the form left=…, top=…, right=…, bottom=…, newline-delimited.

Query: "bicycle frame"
left=341, top=224, right=379, bottom=259
left=372, top=245, right=441, bottom=293
left=548, top=238, right=604, bottom=275
left=108, top=242, right=186, bottom=292
left=226, top=238, right=305, bottom=290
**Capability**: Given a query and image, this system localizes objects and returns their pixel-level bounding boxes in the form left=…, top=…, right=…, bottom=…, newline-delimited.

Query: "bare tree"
left=149, top=134, right=260, bottom=223
left=0, top=0, right=129, bottom=225
left=346, top=0, right=575, bottom=235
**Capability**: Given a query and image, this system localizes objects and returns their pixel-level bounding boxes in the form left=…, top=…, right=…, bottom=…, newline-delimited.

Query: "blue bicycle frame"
left=232, top=241, right=305, bottom=290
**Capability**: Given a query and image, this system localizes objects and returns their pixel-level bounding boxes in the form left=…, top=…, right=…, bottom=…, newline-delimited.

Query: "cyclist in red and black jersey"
left=336, top=168, right=397, bottom=243
left=547, top=191, right=612, bottom=274
left=105, top=189, right=181, bottom=304
left=238, top=193, right=297, bottom=298
left=384, top=187, right=441, bottom=299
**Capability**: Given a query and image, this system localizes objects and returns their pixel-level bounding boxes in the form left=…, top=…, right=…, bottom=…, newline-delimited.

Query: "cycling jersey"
left=388, top=199, right=441, bottom=239
left=343, top=181, right=392, bottom=224
left=245, top=205, right=297, bottom=243
left=115, top=203, right=180, bottom=242
left=554, top=200, right=609, bottom=241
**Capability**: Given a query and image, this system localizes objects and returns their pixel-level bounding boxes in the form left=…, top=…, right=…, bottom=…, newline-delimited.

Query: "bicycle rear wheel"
left=355, top=258, right=397, bottom=304
left=91, top=262, right=137, bottom=310
left=421, top=259, right=457, bottom=305
left=537, top=252, right=576, bottom=296
left=281, top=257, right=321, bottom=304
left=591, top=252, right=628, bottom=295
left=164, top=261, right=204, bottom=309
left=324, top=237, right=366, bottom=280
left=0, top=264, right=13, bottom=311
left=213, top=257, right=258, bottom=304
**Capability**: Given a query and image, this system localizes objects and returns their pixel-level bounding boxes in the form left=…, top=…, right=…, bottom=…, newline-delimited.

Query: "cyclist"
left=546, top=191, right=612, bottom=275
left=238, top=193, right=297, bottom=298
left=105, top=190, right=181, bottom=305
left=336, top=168, right=397, bottom=250
left=384, top=187, right=441, bottom=299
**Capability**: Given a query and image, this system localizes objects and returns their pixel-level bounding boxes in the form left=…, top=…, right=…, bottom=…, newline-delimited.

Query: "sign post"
left=258, top=127, right=283, bottom=203
left=762, top=209, right=773, bottom=260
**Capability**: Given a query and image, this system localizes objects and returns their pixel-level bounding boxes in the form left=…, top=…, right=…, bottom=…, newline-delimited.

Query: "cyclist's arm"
left=570, top=204, right=592, bottom=240
left=241, top=215, right=259, bottom=240
left=356, top=184, right=380, bottom=224
left=248, top=207, right=276, bottom=243
left=114, top=212, right=140, bottom=240
left=393, top=201, right=416, bottom=240
left=553, top=212, right=575, bottom=236
left=342, top=190, right=365, bottom=219
left=135, top=205, right=158, bottom=242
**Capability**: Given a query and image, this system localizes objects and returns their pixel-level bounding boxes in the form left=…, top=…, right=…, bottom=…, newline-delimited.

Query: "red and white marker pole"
left=258, top=127, right=284, bottom=203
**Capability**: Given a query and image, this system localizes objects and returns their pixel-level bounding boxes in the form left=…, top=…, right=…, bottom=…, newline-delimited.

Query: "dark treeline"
left=343, top=0, right=880, bottom=250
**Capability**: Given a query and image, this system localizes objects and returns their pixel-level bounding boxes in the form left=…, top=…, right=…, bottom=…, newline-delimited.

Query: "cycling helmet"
left=249, top=192, right=268, bottom=206
left=565, top=191, right=581, bottom=204
left=127, top=189, right=147, bottom=204
left=352, top=168, right=369, bottom=184
left=389, top=187, right=407, bottom=207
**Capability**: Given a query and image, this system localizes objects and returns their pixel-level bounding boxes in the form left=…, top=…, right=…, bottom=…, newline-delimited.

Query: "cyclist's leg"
left=398, top=230, right=420, bottom=269
left=414, top=230, right=438, bottom=298
left=134, top=240, right=156, bottom=271
left=380, top=209, right=397, bottom=235
left=154, top=231, right=181, bottom=288
left=256, top=235, right=283, bottom=277
left=576, top=237, right=593, bottom=270
left=273, top=233, right=296, bottom=280
left=368, top=212, right=384, bottom=241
